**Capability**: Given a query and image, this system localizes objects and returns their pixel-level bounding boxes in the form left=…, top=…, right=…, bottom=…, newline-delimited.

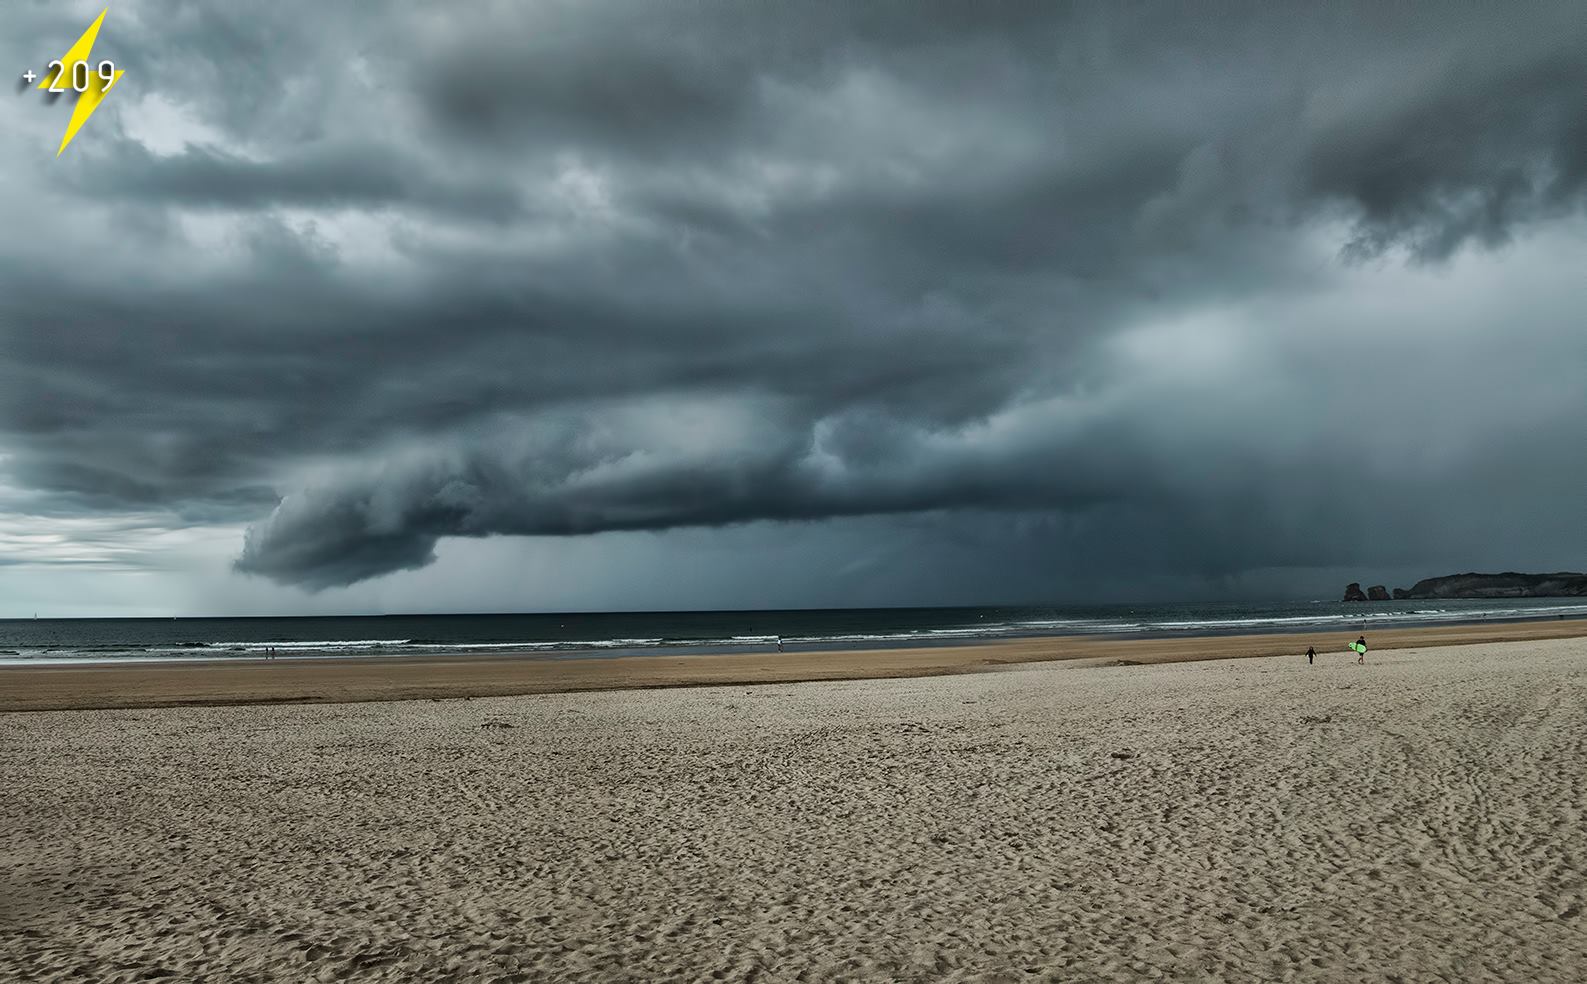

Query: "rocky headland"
left=1343, top=572, right=1587, bottom=601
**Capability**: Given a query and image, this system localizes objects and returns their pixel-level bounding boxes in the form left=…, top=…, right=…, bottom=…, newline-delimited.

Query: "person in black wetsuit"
left=1355, top=635, right=1367, bottom=665
left=1306, top=645, right=1315, bottom=665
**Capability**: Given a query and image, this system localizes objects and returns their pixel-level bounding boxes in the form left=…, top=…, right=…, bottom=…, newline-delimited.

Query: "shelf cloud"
left=3, top=1, right=1585, bottom=605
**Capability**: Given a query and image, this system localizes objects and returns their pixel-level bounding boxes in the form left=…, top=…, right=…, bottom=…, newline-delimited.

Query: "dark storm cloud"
left=3, top=0, right=1586, bottom=596
left=1304, top=50, right=1587, bottom=260
left=85, top=142, right=525, bottom=219
left=233, top=401, right=1140, bottom=588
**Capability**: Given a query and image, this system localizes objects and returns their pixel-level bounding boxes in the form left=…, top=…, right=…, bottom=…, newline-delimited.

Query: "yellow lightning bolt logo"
left=38, top=7, right=125, bottom=156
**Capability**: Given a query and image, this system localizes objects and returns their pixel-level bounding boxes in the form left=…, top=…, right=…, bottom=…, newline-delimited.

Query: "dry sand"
left=4, top=635, right=1587, bottom=982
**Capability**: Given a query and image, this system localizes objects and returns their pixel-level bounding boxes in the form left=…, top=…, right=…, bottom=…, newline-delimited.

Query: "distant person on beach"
left=1306, top=645, right=1315, bottom=665
left=776, top=636, right=784, bottom=653
left=1356, top=635, right=1367, bottom=665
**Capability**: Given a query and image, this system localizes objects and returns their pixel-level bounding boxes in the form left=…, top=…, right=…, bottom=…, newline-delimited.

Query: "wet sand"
left=2, top=616, right=1585, bottom=712
left=3, top=635, right=1585, bottom=981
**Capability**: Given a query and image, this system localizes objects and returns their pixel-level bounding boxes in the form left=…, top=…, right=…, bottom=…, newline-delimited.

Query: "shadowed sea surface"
left=3, top=599, right=1586, bottom=664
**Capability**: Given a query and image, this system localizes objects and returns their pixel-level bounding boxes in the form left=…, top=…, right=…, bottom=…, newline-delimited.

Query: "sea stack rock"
left=1343, top=582, right=1368, bottom=602
left=1367, top=585, right=1391, bottom=601
left=1392, top=587, right=1411, bottom=600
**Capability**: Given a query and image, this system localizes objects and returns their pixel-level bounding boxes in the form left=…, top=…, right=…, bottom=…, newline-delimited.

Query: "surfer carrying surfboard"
left=1354, top=635, right=1367, bottom=665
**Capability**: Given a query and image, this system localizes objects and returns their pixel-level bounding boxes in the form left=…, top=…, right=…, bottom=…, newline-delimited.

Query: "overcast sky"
left=2, top=1, right=1584, bottom=616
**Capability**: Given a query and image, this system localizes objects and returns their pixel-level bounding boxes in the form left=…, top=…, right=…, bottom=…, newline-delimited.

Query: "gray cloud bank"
left=3, top=1, right=1586, bottom=599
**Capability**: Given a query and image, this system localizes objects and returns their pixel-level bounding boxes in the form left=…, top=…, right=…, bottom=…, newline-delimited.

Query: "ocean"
left=3, top=598, right=1585, bottom=665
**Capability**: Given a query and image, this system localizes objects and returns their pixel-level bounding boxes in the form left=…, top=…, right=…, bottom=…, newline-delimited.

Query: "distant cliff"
left=1396, top=572, right=1587, bottom=599
left=1345, top=572, right=1587, bottom=601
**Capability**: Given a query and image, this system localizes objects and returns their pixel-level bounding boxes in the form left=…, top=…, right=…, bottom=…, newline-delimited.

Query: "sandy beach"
left=4, top=633, right=1586, bottom=982
left=3, top=616, right=1586, bottom=712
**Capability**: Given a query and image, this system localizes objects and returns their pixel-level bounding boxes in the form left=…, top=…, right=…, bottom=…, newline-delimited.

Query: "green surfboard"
left=1348, top=642, right=1367, bottom=654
